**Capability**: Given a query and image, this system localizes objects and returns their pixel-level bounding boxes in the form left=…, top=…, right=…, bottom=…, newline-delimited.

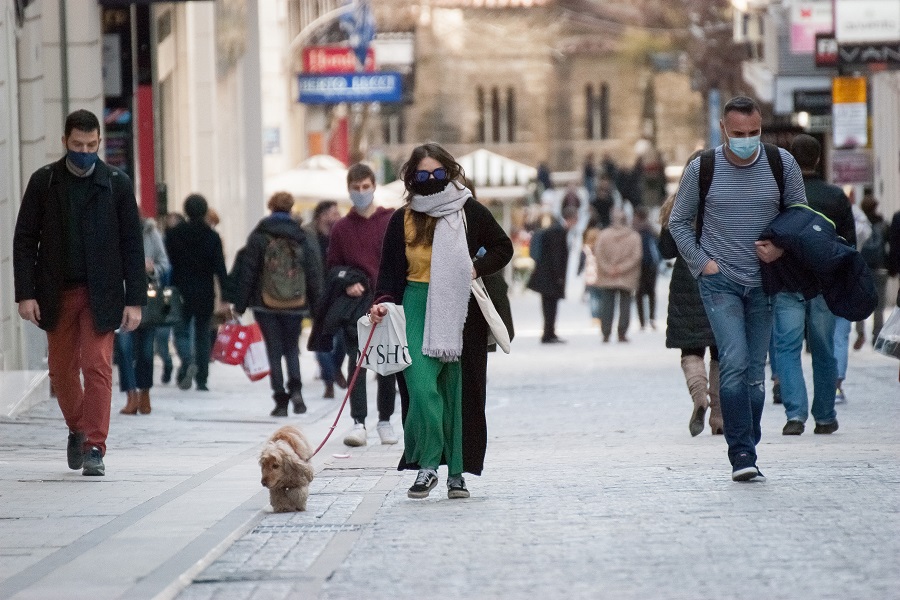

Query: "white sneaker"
left=377, top=421, right=398, bottom=445
left=343, top=423, right=367, bottom=447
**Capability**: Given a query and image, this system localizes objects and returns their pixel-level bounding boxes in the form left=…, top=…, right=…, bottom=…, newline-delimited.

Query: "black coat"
left=226, top=214, right=323, bottom=315
left=13, top=158, right=146, bottom=333
left=526, top=221, right=569, bottom=298
left=659, top=228, right=716, bottom=350
left=377, top=199, right=514, bottom=475
left=803, top=175, right=856, bottom=246
left=165, top=219, right=228, bottom=317
left=307, top=266, right=371, bottom=352
left=760, top=205, right=877, bottom=322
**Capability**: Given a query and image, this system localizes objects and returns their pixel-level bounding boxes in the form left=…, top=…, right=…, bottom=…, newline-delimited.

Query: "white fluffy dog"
left=259, top=425, right=315, bottom=512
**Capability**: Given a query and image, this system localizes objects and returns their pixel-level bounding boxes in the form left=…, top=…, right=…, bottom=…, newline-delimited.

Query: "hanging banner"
left=832, top=77, right=868, bottom=149
left=303, top=46, right=376, bottom=74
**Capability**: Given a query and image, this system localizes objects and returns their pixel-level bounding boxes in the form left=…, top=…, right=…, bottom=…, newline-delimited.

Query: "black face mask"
left=410, top=178, right=450, bottom=196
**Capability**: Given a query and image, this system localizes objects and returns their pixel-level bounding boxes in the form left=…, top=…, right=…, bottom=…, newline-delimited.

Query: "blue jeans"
left=697, top=273, right=772, bottom=466
left=115, top=327, right=156, bottom=392
left=773, top=293, right=837, bottom=424
left=173, top=310, right=212, bottom=387
left=315, top=333, right=346, bottom=384
left=587, top=286, right=602, bottom=320
left=833, top=317, right=851, bottom=381
left=154, top=326, right=173, bottom=373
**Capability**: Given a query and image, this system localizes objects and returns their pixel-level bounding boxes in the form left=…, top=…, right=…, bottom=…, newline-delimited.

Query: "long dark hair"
left=400, top=143, right=467, bottom=246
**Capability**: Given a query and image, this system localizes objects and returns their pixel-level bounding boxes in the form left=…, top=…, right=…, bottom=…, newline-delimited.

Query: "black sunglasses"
left=413, top=168, right=448, bottom=183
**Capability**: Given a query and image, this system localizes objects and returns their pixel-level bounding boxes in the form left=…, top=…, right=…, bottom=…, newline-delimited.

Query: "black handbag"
left=141, top=279, right=184, bottom=328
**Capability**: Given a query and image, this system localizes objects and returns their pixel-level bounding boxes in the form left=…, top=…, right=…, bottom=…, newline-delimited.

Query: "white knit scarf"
left=409, top=182, right=473, bottom=362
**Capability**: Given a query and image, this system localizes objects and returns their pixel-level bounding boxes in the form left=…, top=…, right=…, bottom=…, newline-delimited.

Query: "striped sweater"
left=669, top=145, right=807, bottom=287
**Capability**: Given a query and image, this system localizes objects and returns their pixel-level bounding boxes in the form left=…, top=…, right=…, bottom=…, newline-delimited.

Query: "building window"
left=382, top=108, right=405, bottom=145
left=586, top=82, right=609, bottom=140
left=478, top=86, right=515, bottom=143
left=477, top=86, right=486, bottom=143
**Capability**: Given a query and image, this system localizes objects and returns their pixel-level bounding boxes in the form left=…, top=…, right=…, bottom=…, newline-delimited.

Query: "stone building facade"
left=362, top=0, right=705, bottom=173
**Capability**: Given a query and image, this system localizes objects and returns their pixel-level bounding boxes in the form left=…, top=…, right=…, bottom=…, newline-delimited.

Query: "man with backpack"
left=227, top=191, right=323, bottom=416
left=669, top=96, right=807, bottom=481
left=771, top=134, right=854, bottom=437
left=326, top=163, right=398, bottom=447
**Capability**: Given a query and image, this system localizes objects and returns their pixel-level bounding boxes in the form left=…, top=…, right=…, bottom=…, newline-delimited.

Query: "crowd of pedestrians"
left=11, top=102, right=898, bottom=494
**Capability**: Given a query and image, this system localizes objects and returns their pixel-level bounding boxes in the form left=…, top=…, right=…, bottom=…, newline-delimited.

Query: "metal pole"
left=59, top=0, right=69, bottom=119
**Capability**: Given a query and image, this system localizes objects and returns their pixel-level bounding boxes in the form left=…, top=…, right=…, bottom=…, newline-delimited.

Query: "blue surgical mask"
left=726, top=134, right=760, bottom=160
left=349, top=189, right=374, bottom=210
left=67, top=150, right=98, bottom=171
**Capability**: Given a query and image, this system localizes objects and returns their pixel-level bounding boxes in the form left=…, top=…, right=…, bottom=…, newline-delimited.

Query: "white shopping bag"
left=242, top=336, right=271, bottom=382
left=357, top=302, right=412, bottom=376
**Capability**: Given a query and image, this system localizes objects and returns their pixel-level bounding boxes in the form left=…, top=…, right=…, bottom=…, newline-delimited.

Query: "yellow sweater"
left=404, top=210, right=433, bottom=282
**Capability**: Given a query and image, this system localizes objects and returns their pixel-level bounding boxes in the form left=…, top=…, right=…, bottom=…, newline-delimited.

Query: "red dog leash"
left=310, top=300, right=387, bottom=458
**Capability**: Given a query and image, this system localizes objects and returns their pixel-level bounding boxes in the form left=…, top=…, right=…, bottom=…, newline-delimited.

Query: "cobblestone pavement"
left=175, top=291, right=900, bottom=600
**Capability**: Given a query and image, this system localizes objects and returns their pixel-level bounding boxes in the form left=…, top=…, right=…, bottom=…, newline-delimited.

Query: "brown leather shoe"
left=334, top=370, right=348, bottom=389
left=323, top=382, right=335, bottom=399
left=138, top=389, right=151, bottom=414
left=120, top=390, right=140, bottom=415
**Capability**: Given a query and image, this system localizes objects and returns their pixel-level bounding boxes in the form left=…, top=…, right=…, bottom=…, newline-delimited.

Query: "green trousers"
left=402, top=282, right=464, bottom=476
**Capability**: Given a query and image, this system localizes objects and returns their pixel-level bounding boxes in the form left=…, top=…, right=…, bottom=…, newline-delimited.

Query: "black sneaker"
left=196, top=384, right=209, bottom=392
left=67, top=430, right=85, bottom=470
left=447, top=475, right=470, bottom=499
left=270, top=404, right=288, bottom=417
left=82, top=446, right=105, bottom=476
left=408, top=469, right=438, bottom=499
left=731, top=453, right=765, bottom=482
left=814, top=420, right=839, bottom=434
left=772, top=381, right=782, bottom=404
left=290, top=390, right=307, bottom=414
left=782, top=420, right=805, bottom=435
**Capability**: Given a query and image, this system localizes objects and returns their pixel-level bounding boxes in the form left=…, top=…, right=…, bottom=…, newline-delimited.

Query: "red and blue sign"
left=298, top=73, right=403, bottom=104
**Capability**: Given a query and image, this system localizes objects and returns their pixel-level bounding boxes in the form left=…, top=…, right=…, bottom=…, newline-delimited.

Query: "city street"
left=1, top=284, right=898, bottom=600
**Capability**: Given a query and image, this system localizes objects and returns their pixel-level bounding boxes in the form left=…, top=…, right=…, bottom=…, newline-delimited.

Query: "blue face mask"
left=726, top=134, right=760, bottom=160
left=349, top=189, right=374, bottom=210
left=67, top=150, right=98, bottom=171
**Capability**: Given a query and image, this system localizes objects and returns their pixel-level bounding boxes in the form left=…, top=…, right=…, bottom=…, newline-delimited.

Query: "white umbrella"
left=264, top=155, right=349, bottom=202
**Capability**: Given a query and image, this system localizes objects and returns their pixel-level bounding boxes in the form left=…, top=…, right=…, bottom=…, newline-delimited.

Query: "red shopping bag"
left=241, top=325, right=270, bottom=382
left=212, top=321, right=256, bottom=365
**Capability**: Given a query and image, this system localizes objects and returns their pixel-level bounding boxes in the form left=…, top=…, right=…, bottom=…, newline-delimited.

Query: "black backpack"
left=695, top=143, right=786, bottom=241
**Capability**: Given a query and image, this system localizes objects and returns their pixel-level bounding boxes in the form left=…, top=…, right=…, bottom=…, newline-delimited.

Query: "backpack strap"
left=762, top=142, right=785, bottom=210
left=695, top=149, right=716, bottom=242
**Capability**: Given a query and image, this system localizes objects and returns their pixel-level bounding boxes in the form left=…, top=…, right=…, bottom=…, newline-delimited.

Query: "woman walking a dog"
left=370, top=143, right=513, bottom=499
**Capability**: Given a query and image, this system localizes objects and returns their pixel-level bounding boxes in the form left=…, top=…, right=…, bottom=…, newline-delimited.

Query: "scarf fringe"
left=421, top=346, right=463, bottom=362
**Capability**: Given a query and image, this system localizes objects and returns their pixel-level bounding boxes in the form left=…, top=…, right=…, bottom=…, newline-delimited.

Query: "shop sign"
left=302, top=46, right=376, bottom=74
left=298, top=73, right=403, bottom=104
left=831, top=149, right=873, bottom=184
left=835, top=0, right=900, bottom=43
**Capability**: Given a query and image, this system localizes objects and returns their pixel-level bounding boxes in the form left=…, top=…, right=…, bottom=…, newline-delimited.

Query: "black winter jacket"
left=226, top=214, right=323, bottom=315
left=13, top=158, right=146, bottom=332
left=165, top=219, right=228, bottom=317
left=659, top=228, right=716, bottom=350
left=526, top=221, right=569, bottom=298
left=760, top=205, right=877, bottom=321
left=307, top=266, right=370, bottom=352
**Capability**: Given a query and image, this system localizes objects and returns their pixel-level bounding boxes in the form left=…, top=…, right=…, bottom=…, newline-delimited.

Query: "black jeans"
left=344, top=328, right=397, bottom=423
left=540, top=294, right=560, bottom=340
left=636, top=265, right=658, bottom=327
left=254, top=311, right=303, bottom=396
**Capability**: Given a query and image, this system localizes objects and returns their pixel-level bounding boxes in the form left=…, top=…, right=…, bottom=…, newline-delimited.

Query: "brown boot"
left=708, top=359, right=724, bottom=435
left=681, top=355, right=709, bottom=437
left=323, top=382, right=335, bottom=399
left=120, top=390, right=140, bottom=415
left=138, top=389, right=151, bottom=414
